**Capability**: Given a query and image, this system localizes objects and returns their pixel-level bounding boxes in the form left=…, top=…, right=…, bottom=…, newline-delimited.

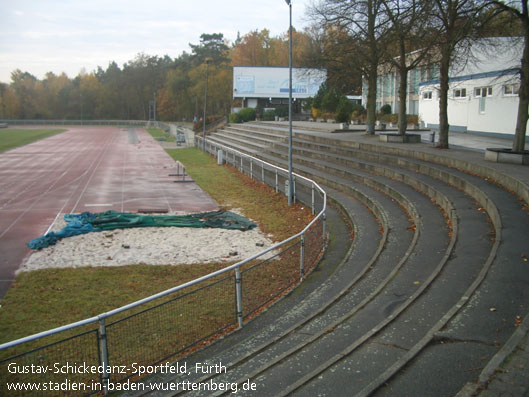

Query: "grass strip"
left=146, top=127, right=172, bottom=141
left=0, top=129, right=66, bottom=152
left=166, top=148, right=313, bottom=241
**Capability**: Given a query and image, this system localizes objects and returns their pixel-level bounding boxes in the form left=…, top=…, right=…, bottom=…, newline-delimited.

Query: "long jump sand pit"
left=0, top=126, right=251, bottom=297
left=20, top=209, right=277, bottom=271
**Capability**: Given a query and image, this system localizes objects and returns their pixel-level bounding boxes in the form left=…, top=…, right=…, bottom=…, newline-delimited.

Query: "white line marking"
left=0, top=172, right=68, bottom=240
left=69, top=130, right=117, bottom=213
left=45, top=211, right=64, bottom=235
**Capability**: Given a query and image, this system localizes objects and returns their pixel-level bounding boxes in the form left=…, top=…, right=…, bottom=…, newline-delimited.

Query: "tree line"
left=0, top=30, right=318, bottom=124
left=0, top=0, right=527, bottom=150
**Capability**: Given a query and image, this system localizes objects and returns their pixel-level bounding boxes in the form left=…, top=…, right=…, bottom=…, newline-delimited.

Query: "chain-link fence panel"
left=0, top=329, right=101, bottom=396
left=104, top=273, right=236, bottom=384
left=303, top=219, right=325, bottom=276
left=241, top=238, right=302, bottom=319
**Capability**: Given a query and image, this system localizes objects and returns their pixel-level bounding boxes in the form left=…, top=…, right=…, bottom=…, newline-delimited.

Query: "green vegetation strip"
left=146, top=127, right=172, bottom=141
left=0, top=148, right=313, bottom=357
left=0, top=129, right=66, bottom=153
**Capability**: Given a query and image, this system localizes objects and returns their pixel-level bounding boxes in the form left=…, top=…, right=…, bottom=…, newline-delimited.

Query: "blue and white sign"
left=233, top=66, right=326, bottom=99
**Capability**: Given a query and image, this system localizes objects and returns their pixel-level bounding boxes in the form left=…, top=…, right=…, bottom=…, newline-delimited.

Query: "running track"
left=0, top=126, right=218, bottom=299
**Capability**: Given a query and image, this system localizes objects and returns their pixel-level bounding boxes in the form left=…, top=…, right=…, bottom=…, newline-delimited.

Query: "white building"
left=419, top=37, right=522, bottom=137
left=361, top=51, right=441, bottom=115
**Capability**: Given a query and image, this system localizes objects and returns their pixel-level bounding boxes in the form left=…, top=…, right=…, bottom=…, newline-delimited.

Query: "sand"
left=20, top=212, right=277, bottom=272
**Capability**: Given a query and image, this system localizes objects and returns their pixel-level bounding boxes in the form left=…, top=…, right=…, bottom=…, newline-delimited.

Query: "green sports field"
left=0, top=128, right=66, bottom=152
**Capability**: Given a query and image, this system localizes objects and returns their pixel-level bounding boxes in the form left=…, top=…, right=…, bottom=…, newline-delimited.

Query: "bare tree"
left=491, top=0, right=529, bottom=152
left=301, top=24, right=363, bottom=95
left=382, top=0, right=437, bottom=135
left=309, top=0, right=391, bottom=134
left=430, top=0, right=484, bottom=148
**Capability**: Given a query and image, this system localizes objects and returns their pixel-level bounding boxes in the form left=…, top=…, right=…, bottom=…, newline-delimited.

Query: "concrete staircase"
left=131, top=121, right=529, bottom=396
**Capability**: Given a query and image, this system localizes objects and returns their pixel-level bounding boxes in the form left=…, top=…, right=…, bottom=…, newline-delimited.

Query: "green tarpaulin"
left=28, top=210, right=256, bottom=250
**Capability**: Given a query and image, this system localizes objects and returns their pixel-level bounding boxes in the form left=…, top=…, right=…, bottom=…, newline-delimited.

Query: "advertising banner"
left=233, top=66, right=326, bottom=99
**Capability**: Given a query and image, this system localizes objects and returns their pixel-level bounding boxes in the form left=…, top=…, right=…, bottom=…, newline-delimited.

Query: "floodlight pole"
left=153, top=92, right=157, bottom=124
left=202, top=59, right=210, bottom=153
left=286, top=0, right=293, bottom=206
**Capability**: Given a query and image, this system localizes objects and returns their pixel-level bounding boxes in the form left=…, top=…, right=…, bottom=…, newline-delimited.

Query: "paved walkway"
left=271, top=121, right=528, bottom=185
left=466, top=315, right=529, bottom=397
left=282, top=121, right=513, bottom=151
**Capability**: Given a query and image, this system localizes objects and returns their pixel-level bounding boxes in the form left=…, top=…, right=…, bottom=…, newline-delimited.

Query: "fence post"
left=323, top=211, right=327, bottom=243
left=235, top=266, right=243, bottom=329
left=275, top=169, right=279, bottom=193
left=311, top=183, right=315, bottom=215
left=261, top=161, right=265, bottom=183
left=240, top=156, right=243, bottom=173
left=300, top=233, right=305, bottom=280
left=250, top=159, right=253, bottom=179
left=99, top=317, right=110, bottom=394
left=293, top=175, right=296, bottom=203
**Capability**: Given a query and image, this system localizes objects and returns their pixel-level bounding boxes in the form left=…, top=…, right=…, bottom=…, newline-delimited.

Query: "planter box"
left=485, top=148, right=529, bottom=165
left=379, top=133, right=421, bottom=143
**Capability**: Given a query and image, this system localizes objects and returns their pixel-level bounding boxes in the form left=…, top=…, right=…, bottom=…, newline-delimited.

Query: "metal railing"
left=0, top=139, right=326, bottom=395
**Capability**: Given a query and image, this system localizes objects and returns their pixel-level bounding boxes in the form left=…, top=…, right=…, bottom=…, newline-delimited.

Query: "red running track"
left=0, top=126, right=218, bottom=299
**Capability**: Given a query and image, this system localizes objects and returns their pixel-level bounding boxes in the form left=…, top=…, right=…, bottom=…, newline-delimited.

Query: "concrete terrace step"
left=201, top=134, right=486, bottom=392
left=209, top=133, right=506, bottom=394
left=235, top=122, right=529, bottom=395
left=126, top=178, right=385, bottom=397
left=153, top=149, right=441, bottom=396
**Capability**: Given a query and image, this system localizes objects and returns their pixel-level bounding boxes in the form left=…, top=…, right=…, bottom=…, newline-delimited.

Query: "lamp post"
left=153, top=92, right=157, bottom=125
left=285, top=0, right=293, bottom=206
left=202, top=58, right=210, bottom=153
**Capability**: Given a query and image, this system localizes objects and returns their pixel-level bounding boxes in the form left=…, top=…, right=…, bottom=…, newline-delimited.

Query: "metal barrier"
left=0, top=139, right=326, bottom=395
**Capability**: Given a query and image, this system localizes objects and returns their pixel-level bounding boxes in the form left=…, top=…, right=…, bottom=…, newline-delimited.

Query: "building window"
left=503, top=83, right=520, bottom=96
left=420, top=67, right=429, bottom=82
left=474, top=86, right=492, bottom=114
left=411, top=69, right=420, bottom=94
left=453, top=88, right=466, bottom=98
left=474, top=86, right=492, bottom=97
left=422, top=91, right=433, bottom=100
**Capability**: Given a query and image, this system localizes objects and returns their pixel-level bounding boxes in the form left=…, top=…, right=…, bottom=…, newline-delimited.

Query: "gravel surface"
left=20, top=212, right=277, bottom=272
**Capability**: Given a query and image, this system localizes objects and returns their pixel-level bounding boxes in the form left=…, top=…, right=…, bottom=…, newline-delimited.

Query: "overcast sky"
left=0, top=0, right=312, bottom=84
